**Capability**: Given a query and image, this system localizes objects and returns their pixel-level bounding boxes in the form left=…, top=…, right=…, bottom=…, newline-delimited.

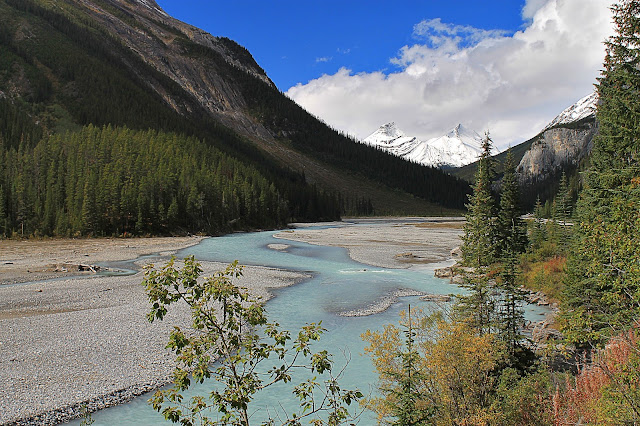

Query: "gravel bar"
left=0, top=254, right=307, bottom=425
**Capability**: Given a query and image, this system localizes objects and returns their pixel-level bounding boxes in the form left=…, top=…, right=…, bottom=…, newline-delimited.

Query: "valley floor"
left=0, top=218, right=463, bottom=425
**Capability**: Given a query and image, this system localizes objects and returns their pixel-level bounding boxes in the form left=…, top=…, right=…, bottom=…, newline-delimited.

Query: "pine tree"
left=529, top=195, right=546, bottom=252
left=461, top=132, right=497, bottom=268
left=497, top=247, right=526, bottom=359
left=81, top=176, right=97, bottom=236
left=382, top=306, right=435, bottom=425
left=496, top=149, right=528, bottom=259
left=551, top=171, right=572, bottom=252
left=0, top=185, right=6, bottom=237
left=561, top=0, right=640, bottom=346
left=455, top=270, right=498, bottom=337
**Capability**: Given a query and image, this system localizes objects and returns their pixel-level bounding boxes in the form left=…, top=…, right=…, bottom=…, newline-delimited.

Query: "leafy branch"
left=143, top=256, right=362, bottom=425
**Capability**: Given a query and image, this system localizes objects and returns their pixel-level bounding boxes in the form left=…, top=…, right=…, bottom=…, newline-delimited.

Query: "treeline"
left=0, top=125, right=294, bottom=237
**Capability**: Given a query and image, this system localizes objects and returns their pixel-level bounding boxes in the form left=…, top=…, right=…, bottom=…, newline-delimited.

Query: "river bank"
left=0, top=237, right=205, bottom=286
left=0, top=219, right=464, bottom=425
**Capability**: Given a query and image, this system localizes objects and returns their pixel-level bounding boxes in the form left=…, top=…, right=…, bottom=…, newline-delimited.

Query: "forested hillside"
left=0, top=125, right=324, bottom=237
left=0, top=0, right=471, bottom=238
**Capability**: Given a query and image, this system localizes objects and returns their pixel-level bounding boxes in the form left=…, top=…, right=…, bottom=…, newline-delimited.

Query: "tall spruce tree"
left=551, top=171, right=572, bottom=252
left=496, top=247, right=526, bottom=359
left=457, top=132, right=500, bottom=336
left=496, top=149, right=528, bottom=259
left=561, top=0, right=640, bottom=346
left=529, top=195, right=546, bottom=252
left=383, top=307, right=435, bottom=425
left=0, top=185, right=6, bottom=237
left=461, top=132, right=497, bottom=268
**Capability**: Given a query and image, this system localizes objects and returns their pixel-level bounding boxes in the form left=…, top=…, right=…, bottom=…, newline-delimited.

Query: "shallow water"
left=74, top=223, right=547, bottom=425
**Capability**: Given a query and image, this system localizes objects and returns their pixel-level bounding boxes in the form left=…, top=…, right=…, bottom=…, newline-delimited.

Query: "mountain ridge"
left=362, top=122, right=487, bottom=168
left=450, top=92, right=598, bottom=207
left=0, top=0, right=471, bottom=232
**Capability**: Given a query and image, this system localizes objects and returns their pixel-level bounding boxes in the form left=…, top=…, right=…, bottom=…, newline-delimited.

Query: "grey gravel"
left=0, top=258, right=307, bottom=425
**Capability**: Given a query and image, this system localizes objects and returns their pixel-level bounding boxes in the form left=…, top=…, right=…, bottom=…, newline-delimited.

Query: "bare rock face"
left=72, top=0, right=276, bottom=141
left=516, top=91, right=598, bottom=185
left=516, top=117, right=597, bottom=184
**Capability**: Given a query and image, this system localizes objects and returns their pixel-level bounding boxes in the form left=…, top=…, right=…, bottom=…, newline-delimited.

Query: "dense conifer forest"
left=0, top=125, right=293, bottom=236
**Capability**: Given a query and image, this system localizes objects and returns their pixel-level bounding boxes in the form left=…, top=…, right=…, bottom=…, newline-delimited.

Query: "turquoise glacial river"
left=75, top=221, right=548, bottom=425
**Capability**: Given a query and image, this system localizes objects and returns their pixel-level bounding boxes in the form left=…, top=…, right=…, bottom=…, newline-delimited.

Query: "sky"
left=156, top=0, right=615, bottom=150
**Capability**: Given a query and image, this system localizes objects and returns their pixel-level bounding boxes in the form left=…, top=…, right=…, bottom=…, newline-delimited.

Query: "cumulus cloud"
left=286, top=0, right=614, bottom=149
left=411, top=18, right=510, bottom=49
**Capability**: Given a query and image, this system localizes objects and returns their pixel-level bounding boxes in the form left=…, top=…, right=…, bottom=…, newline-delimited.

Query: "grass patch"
left=519, top=255, right=566, bottom=302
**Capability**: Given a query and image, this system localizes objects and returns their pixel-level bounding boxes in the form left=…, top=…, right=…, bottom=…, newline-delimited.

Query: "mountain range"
left=451, top=91, right=598, bottom=206
left=362, top=123, right=489, bottom=168
left=365, top=91, right=597, bottom=173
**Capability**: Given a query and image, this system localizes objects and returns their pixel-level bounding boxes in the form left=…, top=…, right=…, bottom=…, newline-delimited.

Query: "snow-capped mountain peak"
left=447, top=124, right=480, bottom=141
left=543, top=92, right=598, bottom=132
left=362, top=123, right=486, bottom=168
left=365, top=122, right=406, bottom=144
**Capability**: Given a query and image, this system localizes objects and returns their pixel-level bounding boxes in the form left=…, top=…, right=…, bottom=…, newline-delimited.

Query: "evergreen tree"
left=496, top=248, right=526, bottom=359
left=496, top=149, right=528, bottom=259
left=551, top=171, right=572, bottom=252
left=382, top=307, right=435, bottom=425
left=461, top=132, right=497, bottom=268
left=458, top=132, right=500, bottom=336
left=455, top=270, right=498, bottom=337
left=529, top=195, right=546, bottom=252
left=561, top=0, right=640, bottom=346
left=0, top=185, right=6, bottom=237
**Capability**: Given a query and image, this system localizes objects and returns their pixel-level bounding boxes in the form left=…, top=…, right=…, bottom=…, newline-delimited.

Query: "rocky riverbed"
left=0, top=238, right=307, bottom=425
left=1, top=219, right=464, bottom=425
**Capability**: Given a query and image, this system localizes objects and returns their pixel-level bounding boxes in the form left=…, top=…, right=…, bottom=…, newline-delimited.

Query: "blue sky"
left=156, top=0, right=614, bottom=149
left=157, top=1, right=528, bottom=91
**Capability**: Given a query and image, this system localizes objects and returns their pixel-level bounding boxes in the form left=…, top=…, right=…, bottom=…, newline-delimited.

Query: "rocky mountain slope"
left=0, top=0, right=471, bottom=215
left=362, top=122, right=486, bottom=168
left=516, top=92, right=598, bottom=184
left=70, top=0, right=274, bottom=138
left=450, top=92, right=598, bottom=207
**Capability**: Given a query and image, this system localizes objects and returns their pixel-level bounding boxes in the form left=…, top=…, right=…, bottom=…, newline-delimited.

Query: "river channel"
left=73, top=221, right=548, bottom=425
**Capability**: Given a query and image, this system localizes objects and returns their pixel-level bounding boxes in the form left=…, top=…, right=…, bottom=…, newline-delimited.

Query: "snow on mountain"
left=362, top=122, right=485, bottom=168
left=542, top=92, right=598, bottom=132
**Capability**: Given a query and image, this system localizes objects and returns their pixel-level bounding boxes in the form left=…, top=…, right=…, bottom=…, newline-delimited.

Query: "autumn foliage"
left=553, top=326, right=640, bottom=425
left=362, top=310, right=505, bottom=425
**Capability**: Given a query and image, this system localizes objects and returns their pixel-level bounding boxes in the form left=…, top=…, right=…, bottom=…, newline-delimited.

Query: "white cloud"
left=286, top=0, right=614, bottom=150
left=315, top=56, right=333, bottom=63
left=411, top=18, right=510, bottom=49
left=522, top=0, right=551, bottom=20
